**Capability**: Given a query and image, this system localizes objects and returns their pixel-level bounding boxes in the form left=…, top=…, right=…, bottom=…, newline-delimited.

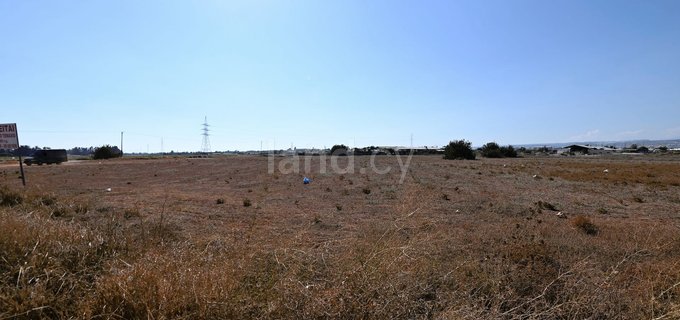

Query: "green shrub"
left=330, top=144, right=349, bottom=156
left=636, top=146, right=650, bottom=153
left=480, top=142, right=503, bottom=158
left=93, top=145, right=122, bottom=160
left=501, top=145, right=518, bottom=158
left=481, top=142, right=518, bottom=158
left=443, top=140, right=475, bottom=160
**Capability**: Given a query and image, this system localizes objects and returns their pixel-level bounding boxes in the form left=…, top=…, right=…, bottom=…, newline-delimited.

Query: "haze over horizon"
left=2, top=1, right=679, bottom=152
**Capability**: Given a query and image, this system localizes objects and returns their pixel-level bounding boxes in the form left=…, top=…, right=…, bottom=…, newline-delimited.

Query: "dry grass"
left=571, top=215, right=599, bottom=235
left=536, top=157, right=680, bottom=186
left=1, top=155, right=680, bottom=318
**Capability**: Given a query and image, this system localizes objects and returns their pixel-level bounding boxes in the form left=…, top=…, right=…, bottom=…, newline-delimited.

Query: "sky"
left=1, top=0, right=679, bottom=152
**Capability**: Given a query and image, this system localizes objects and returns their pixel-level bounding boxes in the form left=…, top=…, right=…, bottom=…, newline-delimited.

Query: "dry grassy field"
left=1, top=154, right=680, bottom=319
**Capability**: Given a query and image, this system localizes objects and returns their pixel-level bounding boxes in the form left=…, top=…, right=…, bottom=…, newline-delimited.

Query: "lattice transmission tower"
left=201, top=116, right=211, bottom=153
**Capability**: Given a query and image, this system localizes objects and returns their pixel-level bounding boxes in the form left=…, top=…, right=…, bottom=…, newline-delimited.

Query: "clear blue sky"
left=2, top=0, right=679, bottom=152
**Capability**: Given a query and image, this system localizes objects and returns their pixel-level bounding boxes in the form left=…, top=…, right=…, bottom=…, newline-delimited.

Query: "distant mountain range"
left=516, top=139, right=680, bottom=149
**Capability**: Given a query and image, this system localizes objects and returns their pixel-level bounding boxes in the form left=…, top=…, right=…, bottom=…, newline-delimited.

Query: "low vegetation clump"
left=571, top=215, right=599, bottom=235
left=443, top=139, right=475, bottom=160
left=330, top=144, right=349, bottom=156
left=92, top=144, right=122, bottom=160
left=0, top=186, right=23, bottom=206
left=480, top=142, right=518, bottom=158
left=502, top=145, right=518, bottom=158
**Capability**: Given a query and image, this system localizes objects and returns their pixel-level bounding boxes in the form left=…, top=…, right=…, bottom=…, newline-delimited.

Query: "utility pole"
left=17, top=129, right=26, bottom=187
left=120, top=131, right=124, bottom=156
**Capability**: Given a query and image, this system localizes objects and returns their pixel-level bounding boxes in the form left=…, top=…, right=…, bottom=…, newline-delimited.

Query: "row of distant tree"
left=442, top=140, right=678, bottom=160
left=3, top=142, right=670, bottom=160
left=0, top=145, right=121, bottom=158
left=443, top=140, right=518, bottom=160
left=326, top=142, right=516, bottom=160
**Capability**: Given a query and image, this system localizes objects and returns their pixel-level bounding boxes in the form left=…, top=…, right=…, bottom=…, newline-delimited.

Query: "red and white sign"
left=0, top=123, right=19, bottom=149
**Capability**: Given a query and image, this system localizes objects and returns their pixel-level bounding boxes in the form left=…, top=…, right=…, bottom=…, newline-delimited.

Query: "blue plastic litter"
left=303, top=177, right=311, bottom=184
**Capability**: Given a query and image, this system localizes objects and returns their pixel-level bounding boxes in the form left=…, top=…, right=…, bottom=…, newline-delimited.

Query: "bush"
left=481, top=142, right=518, bottom=158
left=480, top=142, right=503, bottom=158
left=93, top=145, right=122, bottom=160
left=330, top=144, right=349, bottom=156
left=443, top=140, right=475, bottom=160
left=501, top=145, right=518, bottom=158
left=636, top=146, right=650, bottom=154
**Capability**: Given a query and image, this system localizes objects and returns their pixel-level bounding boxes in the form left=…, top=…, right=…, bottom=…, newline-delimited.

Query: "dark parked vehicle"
left=23, top=149, right=68, bottom=166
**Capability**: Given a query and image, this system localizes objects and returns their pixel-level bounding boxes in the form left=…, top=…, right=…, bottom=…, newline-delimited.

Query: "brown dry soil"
left=1, top=154, right=680, bottom=319
left=7, top=155, right=680, bottom=233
